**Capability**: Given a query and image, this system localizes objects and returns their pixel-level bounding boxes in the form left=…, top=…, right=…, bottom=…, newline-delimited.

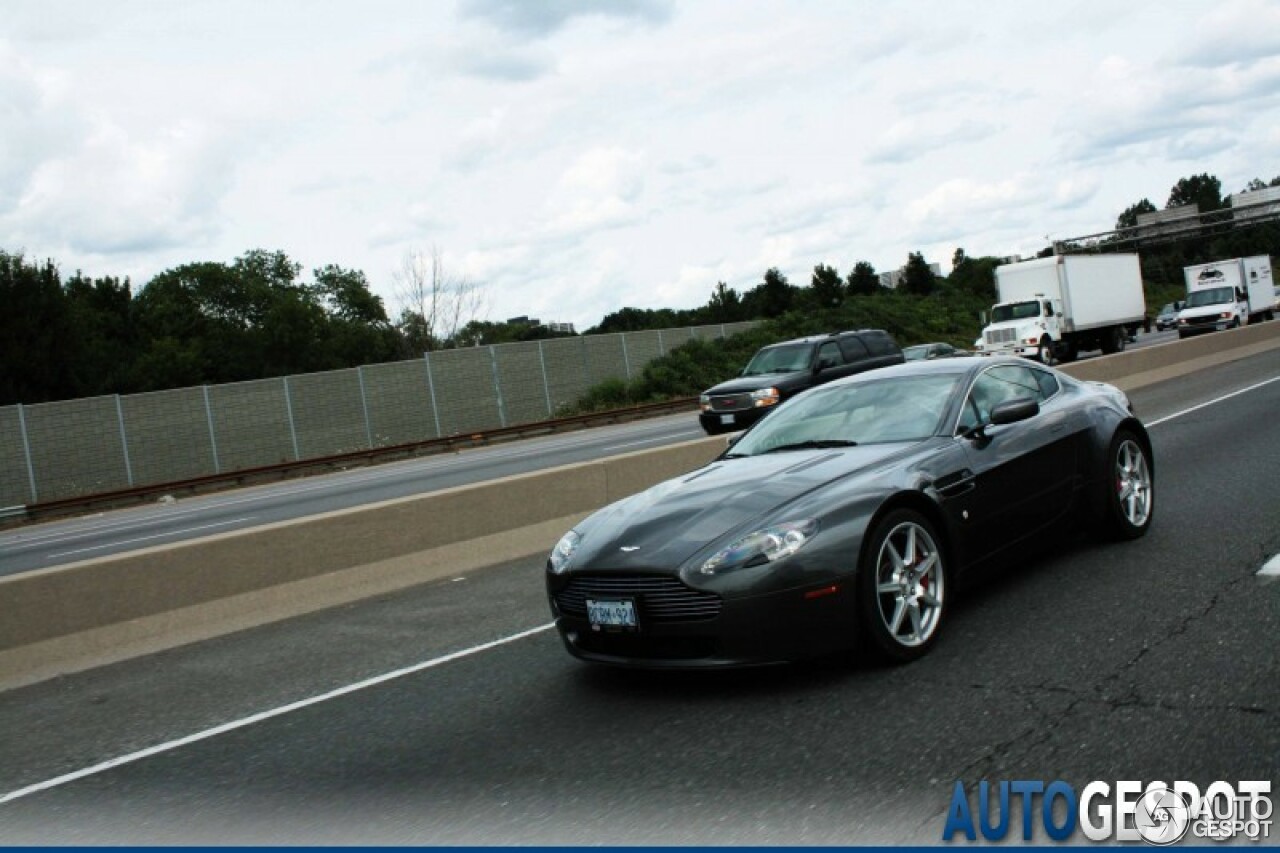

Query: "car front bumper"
left=549, top=579, right=857, bottom=668
left=698, top=407, right=769, bottom=433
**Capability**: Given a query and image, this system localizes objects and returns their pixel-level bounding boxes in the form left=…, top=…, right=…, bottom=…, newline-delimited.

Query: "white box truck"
left=978, top=254, right=1145, bottom=363
left=1176, top=256, right=1274, bottom=338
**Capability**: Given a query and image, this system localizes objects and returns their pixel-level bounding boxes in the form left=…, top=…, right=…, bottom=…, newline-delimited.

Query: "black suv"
left=698, top=329, right=904, bottom=434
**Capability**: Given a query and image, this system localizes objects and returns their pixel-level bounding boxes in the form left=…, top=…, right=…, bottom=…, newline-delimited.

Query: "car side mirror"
left=989, top=397, right=1040, bottom=426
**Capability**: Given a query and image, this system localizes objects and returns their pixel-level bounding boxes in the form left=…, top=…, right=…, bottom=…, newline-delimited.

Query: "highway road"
left=0, top=328, right=1181, bottom=577
left=0, top=349, right=1276, bottom=843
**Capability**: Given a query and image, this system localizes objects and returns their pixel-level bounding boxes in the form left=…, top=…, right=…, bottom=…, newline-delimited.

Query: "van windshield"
left=1185, top=287, right=1234, bottom=308
left=742, top=344, right=813, bottom=376
left=990, top=301, right=1041, bottom=323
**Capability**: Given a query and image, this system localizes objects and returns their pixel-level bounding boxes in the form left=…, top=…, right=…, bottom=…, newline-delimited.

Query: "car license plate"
left=586, top=598, right=637, bottom=630
left=720, top=414, right=735, bottom=425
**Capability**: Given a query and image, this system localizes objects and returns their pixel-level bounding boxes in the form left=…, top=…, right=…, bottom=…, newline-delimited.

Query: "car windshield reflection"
left=741, top=343, right=813, bottom=375
left=730, top=374, right=961, bottom=455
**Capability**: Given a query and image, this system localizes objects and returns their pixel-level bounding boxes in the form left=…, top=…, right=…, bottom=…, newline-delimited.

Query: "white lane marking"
left=46, top=518, right=256, bottom=560
left=1146, top=376, right=1280, bottom=427
left=1258, top=554, right=1280, bottom=578
left=2, top=504, right=223, bottom=548
left=0, top=624, right=555, bottom=806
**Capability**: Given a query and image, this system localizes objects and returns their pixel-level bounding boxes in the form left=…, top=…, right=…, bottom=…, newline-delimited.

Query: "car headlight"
left=751, top=387, right=780, bottom=408
left=548, top=529, right=581, bottom=574
left=699, top=393, right=711, bottom=412
left=700, top=519, right=819, bottom=575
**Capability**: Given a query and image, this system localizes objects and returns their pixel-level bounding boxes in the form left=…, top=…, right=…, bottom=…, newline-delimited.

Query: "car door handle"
left=933, top=470, right=976, bottom=498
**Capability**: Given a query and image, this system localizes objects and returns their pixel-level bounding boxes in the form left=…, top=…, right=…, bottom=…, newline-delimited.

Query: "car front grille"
left=1184, top=314, right=1219, bottom=326
left=553, top=574, right=723, bottom=622
left=708, top=393, right=752, bottom=412
left=985, top=328, right=1017, bottom=345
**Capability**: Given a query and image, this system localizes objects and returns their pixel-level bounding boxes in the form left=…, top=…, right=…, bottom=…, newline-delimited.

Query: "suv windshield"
left=990, top=301, right=1041, bottom=323
left=1185, top=287, right=1234, bottom=308
left=741, top=343, right=813, bottom=376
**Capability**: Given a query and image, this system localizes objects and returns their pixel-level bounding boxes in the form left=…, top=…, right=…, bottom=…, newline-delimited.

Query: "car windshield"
left=903, top=345, right=929, bottom=361
left=1159, top=304, right=1175, bottom=315
left=741, top=343, right=813, bottom=376
left=990, top=301, right=1041, bottom=323
left=1185, top=286, right=1234, bottom=308
left=728, top=374, right=961, bottom=455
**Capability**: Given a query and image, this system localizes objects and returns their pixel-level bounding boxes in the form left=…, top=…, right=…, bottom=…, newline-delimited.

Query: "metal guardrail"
left=10, top=397, right=699, bottom=524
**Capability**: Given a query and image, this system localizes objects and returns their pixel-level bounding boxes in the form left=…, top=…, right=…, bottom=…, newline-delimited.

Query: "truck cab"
left=978, top=296, right=1062, bottom=363
left=1175, top=285, right=1247, bottom=337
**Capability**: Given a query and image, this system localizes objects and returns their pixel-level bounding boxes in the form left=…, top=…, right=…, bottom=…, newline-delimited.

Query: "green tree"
left=0, top=252, right=78, bottom=404
left=705, top=282, right=742, bottom=322
left=809, top=263, right=844, bottom=308
left=1116, top=198, right=1156, bottom=229
left=742, top=267, right=797, bottom=318
left=846, top=261, right=879, bottom=297
left=899, top=252, right=936, bottom=296
left=1167, top=173, right=1222, bottom=211
left=947, top=254, right=999, bottom=301
left=64, top=272, right=136, bottom=396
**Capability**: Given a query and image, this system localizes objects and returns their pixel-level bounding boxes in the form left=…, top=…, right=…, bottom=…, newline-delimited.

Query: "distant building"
left=878, top=262, right=942, bottom=289
left=506, top=316, right=575, bottom=334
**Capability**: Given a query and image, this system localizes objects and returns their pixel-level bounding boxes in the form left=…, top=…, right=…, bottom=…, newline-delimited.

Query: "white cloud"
left=458, top=0, right=673, bottom=37
left=2, top=0, right=1277, bottom=331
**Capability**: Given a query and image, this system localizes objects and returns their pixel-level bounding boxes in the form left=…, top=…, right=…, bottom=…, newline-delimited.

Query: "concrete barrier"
left=1058, top=320, right=1280, bottom=389
left=2, top=322, right=1278, bottom=689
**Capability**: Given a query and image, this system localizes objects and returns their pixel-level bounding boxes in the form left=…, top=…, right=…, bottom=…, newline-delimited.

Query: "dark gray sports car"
left=546, top=357, right=1154, bottom=667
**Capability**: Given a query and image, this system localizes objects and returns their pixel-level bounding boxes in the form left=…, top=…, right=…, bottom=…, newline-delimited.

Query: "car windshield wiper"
left=761, top=439, right=858, bottom=454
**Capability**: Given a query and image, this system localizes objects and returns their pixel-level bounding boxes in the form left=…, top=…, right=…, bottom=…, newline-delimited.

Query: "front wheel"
left=858, top=509, right=949, bottom=664
left=1036, top=337, right=1055, bottom=365
left=1098, top=430, right=1154, bottom=540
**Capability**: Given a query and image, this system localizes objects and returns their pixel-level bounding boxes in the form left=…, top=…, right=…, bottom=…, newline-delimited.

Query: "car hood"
left=570, top=444, right=909, bottom=570
left=703, top=372, right=805, bottom=394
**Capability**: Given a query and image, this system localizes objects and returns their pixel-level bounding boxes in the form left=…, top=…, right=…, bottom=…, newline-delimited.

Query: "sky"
left=2, top=1, right=1278, bottom=331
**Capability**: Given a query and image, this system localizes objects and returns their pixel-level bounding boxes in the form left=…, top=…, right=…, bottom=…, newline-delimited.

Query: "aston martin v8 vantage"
left=546, top=357, right=1154, bottom=667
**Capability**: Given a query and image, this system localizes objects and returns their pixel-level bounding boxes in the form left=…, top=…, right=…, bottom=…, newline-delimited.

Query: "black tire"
left=702, top=422, right=726, bottom=436
left=1098, top=429, right=1154, bottom=541
left=857, top=509, right=949, bottom=664
left=1036, top=337, right=1055, bottom=366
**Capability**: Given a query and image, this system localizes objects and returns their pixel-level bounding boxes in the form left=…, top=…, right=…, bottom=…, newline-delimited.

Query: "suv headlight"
left=699, top=393, right=711, bottom=412
left=548, top=530, right=581, bottom=574
left=700, top=519, right=818, bottom=575
left=751, top=387, right=781, bottom=408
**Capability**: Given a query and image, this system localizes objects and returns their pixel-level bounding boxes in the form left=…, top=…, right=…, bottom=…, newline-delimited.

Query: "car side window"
left=816, top=341, right=842, bottom=369
left=861, top=332, right=896, bottom=357
left=1031, top=368, right=1060, bottom=400
left=957, top=366, right=1043, bottom=433
left=837, top=335, right=869, bottom=362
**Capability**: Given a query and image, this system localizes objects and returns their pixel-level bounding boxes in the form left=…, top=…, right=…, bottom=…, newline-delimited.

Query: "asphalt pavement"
left=0, top=349, right=1276, bottom=843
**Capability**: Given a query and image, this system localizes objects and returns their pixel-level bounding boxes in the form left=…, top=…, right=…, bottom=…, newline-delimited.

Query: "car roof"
left=763, top=330, right=888, bottom=348
left=823, top=354, right=1028, bottom=386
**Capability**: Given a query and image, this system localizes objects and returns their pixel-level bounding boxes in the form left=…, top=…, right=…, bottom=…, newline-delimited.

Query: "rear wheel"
left=1100, top=326, right=1126, bottom=354
left=1098, top=430, right=1154, bottom=540
left=858, top=509, right=948, bottom=664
